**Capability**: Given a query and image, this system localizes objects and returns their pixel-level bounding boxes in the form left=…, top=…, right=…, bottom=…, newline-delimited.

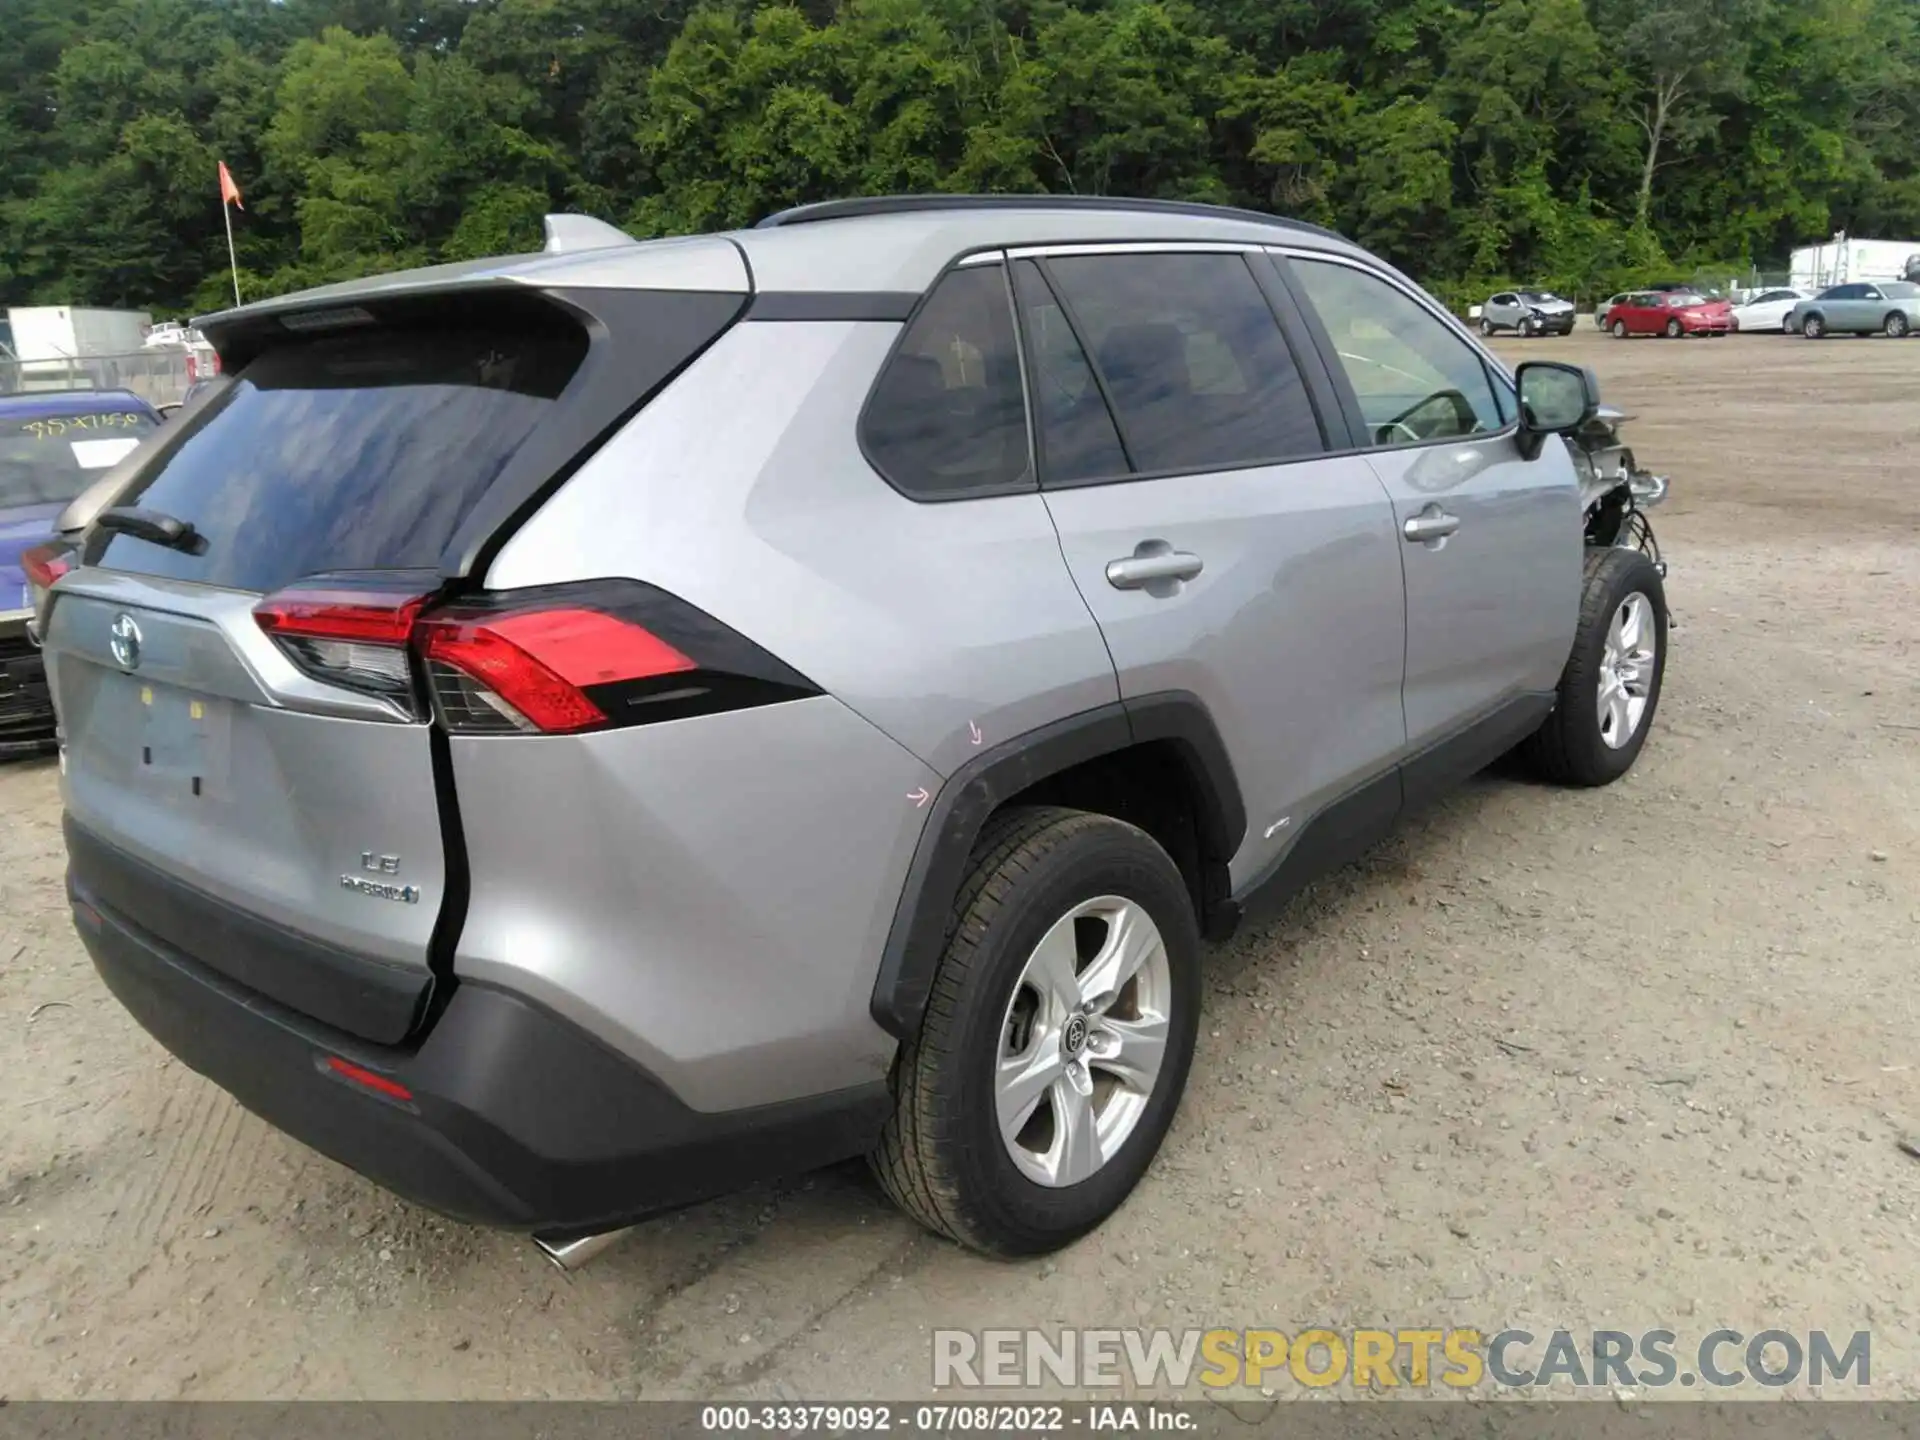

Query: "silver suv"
left=36, top=196, right=1669, bottom=1260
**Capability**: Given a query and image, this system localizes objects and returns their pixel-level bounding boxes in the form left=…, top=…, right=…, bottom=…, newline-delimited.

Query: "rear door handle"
left=1402, top=507, right=1461, bottom=544
left=1106, top=546, right=1204, bottom=590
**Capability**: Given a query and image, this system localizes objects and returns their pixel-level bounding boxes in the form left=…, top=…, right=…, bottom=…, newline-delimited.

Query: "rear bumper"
left=70, top=845, right=890, bottom=1234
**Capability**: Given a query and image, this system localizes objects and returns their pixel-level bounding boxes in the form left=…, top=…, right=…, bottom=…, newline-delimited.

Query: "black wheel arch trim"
left=869, top=692, right=1245, bottom=1040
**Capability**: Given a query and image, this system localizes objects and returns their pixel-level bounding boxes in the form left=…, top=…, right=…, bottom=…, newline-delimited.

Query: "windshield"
left=1667, top=294, right=1706, bottom=307
left=1884, top=281, right=1920, bottom=299
left=0, top=408, right=155, bottom=508
left=1519, top=291, right=1560, bottom=303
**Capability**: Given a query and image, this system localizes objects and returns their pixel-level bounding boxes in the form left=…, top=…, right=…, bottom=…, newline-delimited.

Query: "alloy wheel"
left=995, top=896, right=1172, bottom=1188
left=1596, top=593, right=1657, bottom=750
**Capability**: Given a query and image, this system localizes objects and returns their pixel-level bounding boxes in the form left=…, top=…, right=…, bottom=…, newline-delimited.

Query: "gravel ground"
left=2, top=327, right=1916, bottom=1400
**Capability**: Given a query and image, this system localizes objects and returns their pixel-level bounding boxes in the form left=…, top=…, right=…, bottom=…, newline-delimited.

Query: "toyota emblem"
left=109, top=612, right=143, bottom=671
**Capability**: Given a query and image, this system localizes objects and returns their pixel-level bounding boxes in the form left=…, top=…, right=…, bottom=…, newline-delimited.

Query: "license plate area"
left=104, top=672, right=234, bottom=799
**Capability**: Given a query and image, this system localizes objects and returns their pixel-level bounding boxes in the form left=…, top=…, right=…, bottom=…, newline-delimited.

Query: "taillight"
left=417, top=581, right=818, bottom=735
left=22, top=541, right=75, bottom=618
left=254, top=574, right=434, bottom=708
left=253, top=575, right=818, bottom=734
left=22, top=543, right=73, bottom=593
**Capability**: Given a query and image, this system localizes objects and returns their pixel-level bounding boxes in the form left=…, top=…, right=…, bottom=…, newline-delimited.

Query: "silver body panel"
left=486, top=322, right=1123, bottom=779
left=1042, top=457, right=1408, bottom=890
left=450, top=695, right=934, bottom=1111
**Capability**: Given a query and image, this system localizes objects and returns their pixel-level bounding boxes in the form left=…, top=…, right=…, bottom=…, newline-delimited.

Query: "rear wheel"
left=1518, top=548, right=1667, bottom=788
left=871, top=807, right=1201, bottom=1255
left=1886, top=312, right=1910, bottom=338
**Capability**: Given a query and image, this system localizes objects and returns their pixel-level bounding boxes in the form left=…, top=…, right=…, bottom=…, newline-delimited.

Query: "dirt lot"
left=3, top=328, right=1917, bottom=1401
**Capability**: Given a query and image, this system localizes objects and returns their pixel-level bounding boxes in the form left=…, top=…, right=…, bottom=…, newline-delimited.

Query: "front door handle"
left=1402, top=507, right=1462, bottom=544
left=1105, top=543, right=1204, bottom=591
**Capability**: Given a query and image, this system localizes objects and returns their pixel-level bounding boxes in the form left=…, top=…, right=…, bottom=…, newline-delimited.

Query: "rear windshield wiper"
left=95, top=506, right=205, bottom=554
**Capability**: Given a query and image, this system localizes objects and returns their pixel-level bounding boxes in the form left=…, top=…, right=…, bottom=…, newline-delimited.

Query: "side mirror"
left=1514, top=361, right=1600, bottom=459
left=156, top=402, right=182, bottom=419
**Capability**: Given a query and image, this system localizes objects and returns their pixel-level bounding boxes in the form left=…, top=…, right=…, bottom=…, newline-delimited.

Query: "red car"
left=1605, top=290, right=1735, bottom=338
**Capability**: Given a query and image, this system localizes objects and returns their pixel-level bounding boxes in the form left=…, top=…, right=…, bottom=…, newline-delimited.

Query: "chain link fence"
left=0, top=349, right=200, bottom=408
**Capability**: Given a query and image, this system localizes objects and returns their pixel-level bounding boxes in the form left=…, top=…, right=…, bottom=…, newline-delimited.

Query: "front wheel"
left=1803, top=314, right=1826, bottom=339
left=1517, top=548, right=1668, bottom=788
left=1664, top=319, right=1683, bottom=338
left=1519, top=316, right=1537, bottom=337
left=1886, top=312, right=1910, bottom=338
left=1611, top=319, right=1628, bottom=338
left=1479, top=318, right=1495, bottom=336
left=871, top=807, right=1201, bottom=1255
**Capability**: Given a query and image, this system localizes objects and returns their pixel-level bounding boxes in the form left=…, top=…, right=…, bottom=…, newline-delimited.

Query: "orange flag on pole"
left=218, top=161, right=244, bottom=211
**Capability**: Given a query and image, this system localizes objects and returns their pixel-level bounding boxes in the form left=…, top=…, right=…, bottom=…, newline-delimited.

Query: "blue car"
left=1, top=389, right=161, bottom=755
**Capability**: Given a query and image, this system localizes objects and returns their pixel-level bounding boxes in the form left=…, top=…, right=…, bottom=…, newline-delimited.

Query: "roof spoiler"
left=542, top=213, right=637, bottom=254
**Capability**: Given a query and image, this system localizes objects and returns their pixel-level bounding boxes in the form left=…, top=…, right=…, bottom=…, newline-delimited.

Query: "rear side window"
left=861, top=265, right=1030, bottom=499
left=1290, top=258, right=1506, bottom=446
left=90, top=313, right=587, bottom=593
left=0, top=407, right=156, bottom=507
left=1010, top=260, right=1128, bottom=484
left=1044, top=252, right=1324, bottom=474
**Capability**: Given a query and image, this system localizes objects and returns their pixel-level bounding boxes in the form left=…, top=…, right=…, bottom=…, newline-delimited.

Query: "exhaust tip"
left=532, top=1227, right=635, bottom=1272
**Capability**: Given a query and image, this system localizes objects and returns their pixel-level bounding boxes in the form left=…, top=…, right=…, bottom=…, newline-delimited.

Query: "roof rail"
left=754, top=193, right=1343, bottom=241
left=542, top=213, right=638, bottom=254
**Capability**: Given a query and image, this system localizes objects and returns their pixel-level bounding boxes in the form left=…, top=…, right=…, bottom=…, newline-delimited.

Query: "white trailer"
left=4, top=306, right=152, bottom=362
left=1790, top=235, right=1920, bottom=291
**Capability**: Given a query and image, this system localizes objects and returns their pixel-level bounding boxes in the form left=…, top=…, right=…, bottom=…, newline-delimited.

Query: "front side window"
left=861, top=264, right=1030, bottom=500
left=1290, top=258, right=1506, bottom=446
left=1042, top=251, right=1324, bottom=474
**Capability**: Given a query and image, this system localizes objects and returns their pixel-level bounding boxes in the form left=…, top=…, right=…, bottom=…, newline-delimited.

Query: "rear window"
left=0, top=408, right=155, bottom=508
left=90, top=316, right=586, bottom=592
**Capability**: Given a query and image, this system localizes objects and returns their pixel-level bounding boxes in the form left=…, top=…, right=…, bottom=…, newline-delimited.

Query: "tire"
left=1611, top=319, right=1627, bottom=339
left=1782, top=316, right=1797, bottom=334
left=870, top=806, right=1201, bottom=1256
left=1517, top=548, right=1668, bottom=788
left=1803, top=313, right=1825, bottom=339
left=1519, top=316, right=1536, bottom=337
left=1886, top=312, right=1909, bottom=338
left=1480, top=318, right=1495, bottom=336
left=1664, top=318, right=1683, bottom=338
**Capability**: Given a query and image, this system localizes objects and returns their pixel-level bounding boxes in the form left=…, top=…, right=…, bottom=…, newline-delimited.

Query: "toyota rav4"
left=32, top=196, right=1671, bottom=1261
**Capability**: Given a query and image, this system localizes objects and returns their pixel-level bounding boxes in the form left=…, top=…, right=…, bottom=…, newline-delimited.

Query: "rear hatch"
left=45, top=275, right=747, bottom=1043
